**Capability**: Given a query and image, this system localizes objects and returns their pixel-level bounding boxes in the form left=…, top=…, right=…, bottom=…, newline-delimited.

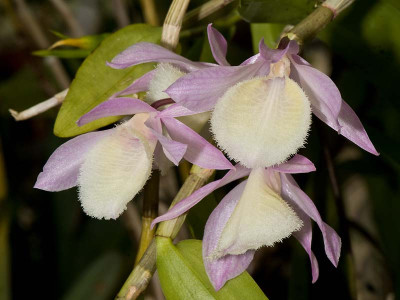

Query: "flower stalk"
left=116, top=165, right=215, bottom=300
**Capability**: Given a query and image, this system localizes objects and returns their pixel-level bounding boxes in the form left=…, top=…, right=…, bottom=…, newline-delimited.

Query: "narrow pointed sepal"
left=214, top=168, right=303, bottom=257
left=280, top=173, right=341, bottom=267
left=338, top=100, right=379, bottom=155
left=207, top=24, right=230, bottom=66
left=290, top=54, right=342, bottom=130
left=211, top=76, right=311, bottom=168
left=78, top=123, right=154, bottom=219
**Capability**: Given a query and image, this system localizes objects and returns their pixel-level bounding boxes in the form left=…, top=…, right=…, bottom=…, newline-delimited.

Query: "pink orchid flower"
left=152, top=155, right=341, bottom=290
left=34, top=98, right=233, bottom=220
left=162, top=25, right=379, bottom=168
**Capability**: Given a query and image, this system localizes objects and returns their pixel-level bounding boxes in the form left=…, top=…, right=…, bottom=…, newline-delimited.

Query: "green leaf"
left=238, top=0, right=316, bottom=24
left=54, top=24, right=162, bottom=137
left=156, top=238, right=268, bottom=300
left=33, top=49, right=91, bottom=58
left=49, top=33, right=110, bottom=50
left=250, top=23, right=285, bottom=52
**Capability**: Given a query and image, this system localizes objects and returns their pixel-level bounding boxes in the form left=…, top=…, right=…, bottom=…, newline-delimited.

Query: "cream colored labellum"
left=146, top=63, right=185, bottom=104
left=78, top=113, right=156, bottom=220
left=211, top=57, right=311, bottom=168
left=214, top=168, right=303, bottom=258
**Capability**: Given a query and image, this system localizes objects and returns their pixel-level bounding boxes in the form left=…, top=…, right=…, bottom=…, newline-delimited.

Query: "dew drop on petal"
left=215, top=168, right=303, bottom=257
left=211, top=76, right=312, bottom=168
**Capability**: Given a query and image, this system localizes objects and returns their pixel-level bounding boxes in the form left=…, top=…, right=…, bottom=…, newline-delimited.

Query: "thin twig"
left=9, top=89, right=68, bottom=121
left=50, top=0, right=85, bottom=37
left=112, top=0, right=130, bottom=28
left=323, top=145, right=357, bottom=299
left=139, top=0, right=160, bottom=26
left=14, top=0, right=70, bottom=89
left=183, top=0, right=234, bottom=27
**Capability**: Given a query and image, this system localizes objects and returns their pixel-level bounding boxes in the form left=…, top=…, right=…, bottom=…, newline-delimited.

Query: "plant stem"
left=139, top=0, right=160, bottom=26
left=14, top=0, right=70, bottom=89
left=182, top=0, right=235, bottom=27
left=161, top=0, right=190, bottom=50
left=50, top=0, right=85, bottom=37
left=156, top=166, right=214, bottom=239
left=282, top=0, right=355, bottom=45
left=115, top=166, right=215, bottom=300
left=134, top=171, right=160, bottom=266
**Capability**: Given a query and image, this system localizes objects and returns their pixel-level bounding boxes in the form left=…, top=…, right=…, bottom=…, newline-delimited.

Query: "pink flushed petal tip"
left=207, top=24, right=230, bottom=66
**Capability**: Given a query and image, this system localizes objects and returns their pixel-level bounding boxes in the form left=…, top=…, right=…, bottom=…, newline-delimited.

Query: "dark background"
left=0, top=0, right=399, bottom=299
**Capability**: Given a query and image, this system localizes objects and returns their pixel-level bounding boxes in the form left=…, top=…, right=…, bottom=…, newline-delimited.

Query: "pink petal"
left=158, top=103, right=197, bottom=118
left=259, top=39, right=299, bottom=63
left=280, top=173, right=341, bottom=267
left=203, top=181, right=255, bottom=290
left=161, top=117, right=233, bottom=170
left=272, top=155, right=316, bottom=174
left=77, top=98, right=156, bottom=126
left=34, top=129, right=113, bottom=192
left=107, top=42, right=204, bottom=72
left=292, top=206, right=319, bottom=283
left=290, top=55, right=342, bottom=130
left=207, top=24, right=229, bottom=66
left=113, top=69, right=156, bottom=97
left=240, top=54, right=261, bottom=66
left=338, top=100, right=379, bottom=155
left=165, top=62, right=267, bottom=112
left=151, top=165, right=250, bottom=227
left=147, top=127, right=187, bottom=166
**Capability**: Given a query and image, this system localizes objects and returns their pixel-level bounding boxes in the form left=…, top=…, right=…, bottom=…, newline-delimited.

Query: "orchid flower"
left=34, top=97, right=233, bottom=220
left=163, top=24, right=379, bottom=168
left=152, top=155, right=341, bottom=290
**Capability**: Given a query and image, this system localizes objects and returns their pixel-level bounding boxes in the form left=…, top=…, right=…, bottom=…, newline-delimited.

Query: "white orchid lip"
left=146, top=63, right=185, bottom=104
left=211, top=76, right=312, bottom=168
left=77, top=114, right=156, bottom=220
left=213, top=168, right=303, bottom=258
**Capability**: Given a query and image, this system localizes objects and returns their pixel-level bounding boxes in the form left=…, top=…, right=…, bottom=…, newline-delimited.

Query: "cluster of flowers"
left=35, top=25, right=378, bottom=290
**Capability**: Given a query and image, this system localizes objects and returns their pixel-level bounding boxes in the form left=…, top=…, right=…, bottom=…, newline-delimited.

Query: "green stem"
left=134, top=171, right=159, bottom=266
left=182, top=0, right=235, bottom=27
left=115, top=166, right=215, bottom=300
left=282, top=0, right=355, bottom=45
